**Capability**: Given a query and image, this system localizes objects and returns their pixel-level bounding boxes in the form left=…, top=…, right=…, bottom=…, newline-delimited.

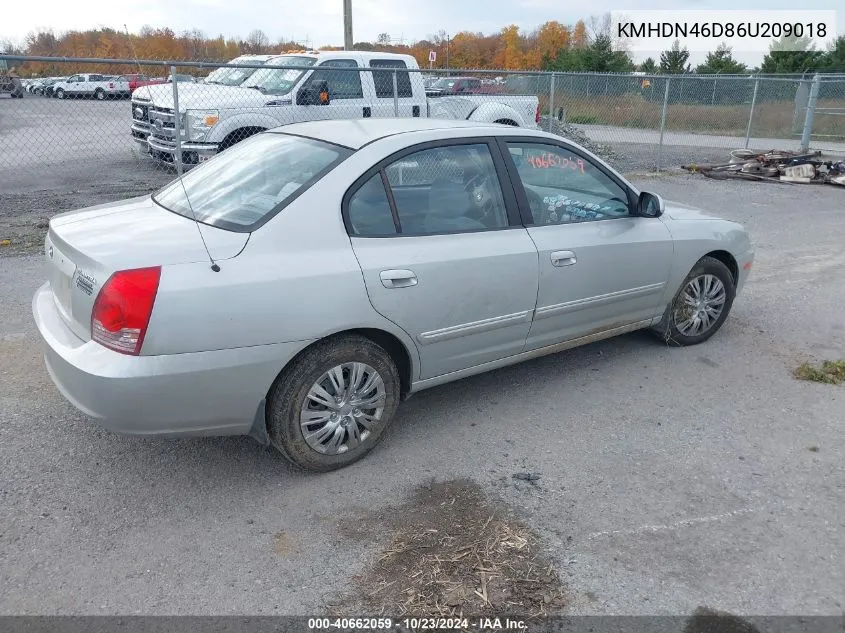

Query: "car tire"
left=56, top=88, right=65, bottom=99
left=95, top=88, right=105, bottom=100
left=652, top=256, right=736, bottom=347
left=266, top=334, right=401, bottom=472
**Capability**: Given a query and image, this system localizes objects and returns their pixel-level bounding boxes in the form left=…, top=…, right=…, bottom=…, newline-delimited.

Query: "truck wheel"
left=56, top=88, right=65, bottom=99
left=95, top=88, right=105, bottom=100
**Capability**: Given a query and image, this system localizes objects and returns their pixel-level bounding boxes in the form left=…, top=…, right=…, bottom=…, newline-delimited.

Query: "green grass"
left=793, top=360, right=845, bottom=385
left=567, top=114, right=600, bottom=124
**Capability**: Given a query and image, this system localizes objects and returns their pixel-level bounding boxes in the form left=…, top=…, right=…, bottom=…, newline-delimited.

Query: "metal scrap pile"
left=683, top=149, right=845, bottom=187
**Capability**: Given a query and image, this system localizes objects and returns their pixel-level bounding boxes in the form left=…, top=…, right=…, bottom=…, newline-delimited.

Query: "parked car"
left=33, top=118, right=754, bottom=472
left=105, top=74, right=167, bottom=99
left=130, top=55, right=274, bottom=145
left=426, top=76, right=483, bottom=96
left=33, top=77, right=63, bottom=96
left=53, top=73, right=121, bottom=100
left=132, top=51, right=539, bottom=167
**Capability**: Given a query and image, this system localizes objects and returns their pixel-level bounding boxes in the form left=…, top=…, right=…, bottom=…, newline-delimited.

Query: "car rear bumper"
left=33, top=282, right=308, bottom=438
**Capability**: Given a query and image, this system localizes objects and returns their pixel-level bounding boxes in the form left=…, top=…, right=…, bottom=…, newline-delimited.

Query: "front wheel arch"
left=218, top=126, right=267, bottom=151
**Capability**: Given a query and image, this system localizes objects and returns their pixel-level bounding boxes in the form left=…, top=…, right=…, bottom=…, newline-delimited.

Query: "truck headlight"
left=185, top=109, right=219, bottom=141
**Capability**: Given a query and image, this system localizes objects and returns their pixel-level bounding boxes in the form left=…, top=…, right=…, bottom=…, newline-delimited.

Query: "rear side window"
left=370, top=60, right=412, bottom=98
left=347, top=174, right=397, bottom=236
left=89, top=74, right=104, bottom=81
left=308, top=60, right=363, bottom=99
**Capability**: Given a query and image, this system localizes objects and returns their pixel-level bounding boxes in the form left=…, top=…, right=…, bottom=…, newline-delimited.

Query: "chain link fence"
left=2, top=54, right=844, bottom=200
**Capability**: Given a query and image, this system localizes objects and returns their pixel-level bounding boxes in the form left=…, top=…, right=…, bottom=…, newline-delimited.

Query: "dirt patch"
left=327, top=478, right=566, bottom=619
left=793, top=359, right=845, bottom=385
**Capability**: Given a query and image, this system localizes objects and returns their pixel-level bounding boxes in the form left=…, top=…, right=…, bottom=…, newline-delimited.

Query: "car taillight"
left=108, top=82, right=114, bottom=88
left=535, top=103, right=541, bottom=124
left=91, top=267, right=161, bottom=355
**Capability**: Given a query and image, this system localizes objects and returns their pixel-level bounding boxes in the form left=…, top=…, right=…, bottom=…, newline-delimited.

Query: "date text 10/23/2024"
left=308, top=617, right=530, bottom=631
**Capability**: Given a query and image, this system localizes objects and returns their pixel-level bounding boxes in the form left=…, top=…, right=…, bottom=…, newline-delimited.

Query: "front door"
left=500, top=139, right=674, bottom=351
left=297, top=59, right=369, bottom=121
left=346, top=140, right=540, bottom=379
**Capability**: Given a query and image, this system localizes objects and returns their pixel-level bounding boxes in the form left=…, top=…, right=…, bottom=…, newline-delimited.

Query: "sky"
left=2, top=0, right=842, bottom=67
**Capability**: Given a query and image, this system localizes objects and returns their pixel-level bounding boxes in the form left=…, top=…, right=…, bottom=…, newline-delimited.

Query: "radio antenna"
left=125, top=24, right=220, bottom=272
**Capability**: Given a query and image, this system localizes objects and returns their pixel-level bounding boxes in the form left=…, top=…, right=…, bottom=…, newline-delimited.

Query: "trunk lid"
left=45, top=195, right=248, bottom=341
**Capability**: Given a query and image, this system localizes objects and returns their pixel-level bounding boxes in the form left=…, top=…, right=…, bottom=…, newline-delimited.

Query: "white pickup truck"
left=53, top=73, right=122, bottom=100
left=131, top=51, right=540, bottom=166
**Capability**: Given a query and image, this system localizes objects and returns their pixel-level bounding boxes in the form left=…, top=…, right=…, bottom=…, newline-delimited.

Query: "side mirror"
left=296, top=79, right=330, bottom=106
left=638, top=191, right=665, bottom=218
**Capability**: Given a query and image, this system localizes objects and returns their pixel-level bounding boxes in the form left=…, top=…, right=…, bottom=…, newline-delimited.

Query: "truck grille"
left=131, top=99, right=150, bottom=123
left=148, top=106, right=177, bottom=141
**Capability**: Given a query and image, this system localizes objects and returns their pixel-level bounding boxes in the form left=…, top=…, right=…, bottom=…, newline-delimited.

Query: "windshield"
left=204, top=57, right=268, bottom=86
left=242, top=56, right=317, bottom=95
left=431, top=78, right=456, bottom=90
left=152, top=133, right=350, bottom=232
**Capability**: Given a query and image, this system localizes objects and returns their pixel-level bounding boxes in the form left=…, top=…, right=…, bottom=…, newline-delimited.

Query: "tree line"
left=2, top=20, right=843, bottom=77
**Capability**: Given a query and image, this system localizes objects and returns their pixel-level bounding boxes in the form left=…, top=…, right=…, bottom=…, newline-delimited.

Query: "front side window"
left=506, top=142, right=630, bottom=225
left=370, top=60, right=412, bottom=98
left=242, top=56, right=317, bottom=95
left=305, top=60, right=363, bottom=100
left=152, top=133, right=349, bottom=232
left=384, top=143, right=508, bottom=235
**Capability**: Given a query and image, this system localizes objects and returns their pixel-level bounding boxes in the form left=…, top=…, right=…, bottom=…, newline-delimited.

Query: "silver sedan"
left=33, top=118, right=754, bottom=471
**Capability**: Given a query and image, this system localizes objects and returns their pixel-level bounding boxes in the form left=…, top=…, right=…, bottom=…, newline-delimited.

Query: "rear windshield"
left=152, top=133, right=350, bottom=232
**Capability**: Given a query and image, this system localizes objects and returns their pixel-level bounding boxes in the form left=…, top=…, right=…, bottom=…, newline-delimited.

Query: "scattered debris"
left=808, top=446, right=820, bottom=453
left=541, top=116, right=618, bottom=159
left=0, top=239, right=10, bottom=247
left=512, top=472, right=542, bottom=484
left=327, top=479, right=566, bottom=618
left=793, top=360, right=845, bottom=385
left=683, top=149, right=845, bottom=187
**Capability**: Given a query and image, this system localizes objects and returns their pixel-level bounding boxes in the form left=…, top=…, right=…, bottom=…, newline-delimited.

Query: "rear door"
left=345, top=138, right=540, bottom=379
left=367, top=59, right=420, bottom=118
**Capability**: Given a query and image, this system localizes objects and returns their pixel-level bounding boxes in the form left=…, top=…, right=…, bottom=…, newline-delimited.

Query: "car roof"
left=271, top=118, right=549, bottom=149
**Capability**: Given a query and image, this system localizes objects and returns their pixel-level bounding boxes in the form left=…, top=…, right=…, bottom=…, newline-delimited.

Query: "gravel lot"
left=1, top=164, right=843, bottom=616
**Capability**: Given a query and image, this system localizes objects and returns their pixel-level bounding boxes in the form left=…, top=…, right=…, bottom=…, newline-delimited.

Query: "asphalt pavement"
left=1, top=174, right=843, bottom=616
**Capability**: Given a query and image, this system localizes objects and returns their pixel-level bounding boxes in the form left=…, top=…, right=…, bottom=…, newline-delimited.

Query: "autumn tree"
left=245, top=29, right=271, bottom=54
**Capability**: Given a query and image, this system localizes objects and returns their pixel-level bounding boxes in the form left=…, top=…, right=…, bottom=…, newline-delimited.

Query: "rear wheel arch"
left=264, top=328, right=416, bottom=413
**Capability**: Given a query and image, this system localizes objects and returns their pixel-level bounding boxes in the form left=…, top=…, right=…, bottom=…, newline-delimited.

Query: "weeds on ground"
left=793, top=360, right=845, bottom=385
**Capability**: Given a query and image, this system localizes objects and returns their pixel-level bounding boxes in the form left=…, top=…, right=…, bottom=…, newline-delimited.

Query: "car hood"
left=49, top=194, right=249, bottom=268
left=134, top=82, right=270, bottom=111
left=663, top=200, right=721, bottom=221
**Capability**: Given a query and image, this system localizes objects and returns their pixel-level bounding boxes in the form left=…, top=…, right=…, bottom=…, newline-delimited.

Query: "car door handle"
left=551, top=250, right=577, bottom=267
left=379, top=269, right=418, bottom=289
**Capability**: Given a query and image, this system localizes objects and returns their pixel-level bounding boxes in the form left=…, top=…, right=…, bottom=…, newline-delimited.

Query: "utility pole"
left=343, top=0, right=353, bottom=50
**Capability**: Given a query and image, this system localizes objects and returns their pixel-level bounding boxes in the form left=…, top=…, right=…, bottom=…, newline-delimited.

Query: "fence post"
left=548, top=72, right=556, bottom=132
left=744, top=78, right=759, bottom=149
left=392, top=69, right=399, bottom=116
left=657, top=78, right=671, bottom=172
left=170, top=65, right=183, bottom=176
left=800, top=74, right=821, bottom=153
